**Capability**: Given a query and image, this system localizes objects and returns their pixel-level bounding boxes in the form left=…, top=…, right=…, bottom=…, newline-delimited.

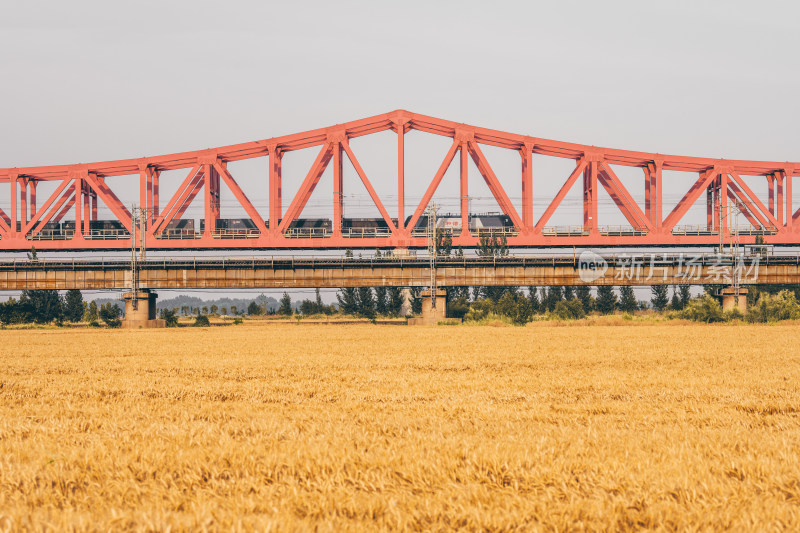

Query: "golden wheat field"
left=1, top=322, right=799, bottom=532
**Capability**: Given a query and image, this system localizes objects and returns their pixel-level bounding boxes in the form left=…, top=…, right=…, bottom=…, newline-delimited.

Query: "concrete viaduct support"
left=122, top=290, right=165, bottom=329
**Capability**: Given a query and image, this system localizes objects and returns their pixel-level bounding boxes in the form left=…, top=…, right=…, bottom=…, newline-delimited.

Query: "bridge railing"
left=4, top=250, right=800, bottom=270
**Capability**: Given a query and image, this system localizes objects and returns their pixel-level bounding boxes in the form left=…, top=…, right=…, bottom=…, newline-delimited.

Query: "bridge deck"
left=0, top=254, right=797, bottom=290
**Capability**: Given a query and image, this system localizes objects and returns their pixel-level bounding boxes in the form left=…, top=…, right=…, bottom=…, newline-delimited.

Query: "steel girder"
left=0, top=110, right=798, bottom=251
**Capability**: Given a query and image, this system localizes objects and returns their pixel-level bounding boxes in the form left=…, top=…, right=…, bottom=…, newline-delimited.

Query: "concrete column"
left=408, top=289, right=449, bottom=325
left=400, top=287, right=412, bottom=317
left=122, top=290, right=166, bottom=328
left=721, top=287, right=748, bottom=314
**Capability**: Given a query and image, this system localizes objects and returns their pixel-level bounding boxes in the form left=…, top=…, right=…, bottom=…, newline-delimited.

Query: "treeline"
left=0, top=289, right=122, bottom=327
left=335, top=287, right=410, bottom=319
left=439, top=284, right=689, bottom=324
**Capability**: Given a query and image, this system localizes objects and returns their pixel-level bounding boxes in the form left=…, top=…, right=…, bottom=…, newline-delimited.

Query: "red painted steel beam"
left=597, top=162, right=652, bottom=231
left=534, top=159, right=587, bottom=232
left=663, top=168, right=718, bottom=230
left=340, top=139, right=396, bottom=232
left=2, top=110, right=800, bottom=251
left=268, top=145, right=282, bottom=235
left=406, top=140, right=459, bottom=232
left=213, top=161, right=268, bottom=235
left=520, top=143, right=533, bottom=232
left=278, top=143, right=333, bottom=233
left=150, top=165, right=202, bottom=235
left=467, top=141, right=524, bottom=230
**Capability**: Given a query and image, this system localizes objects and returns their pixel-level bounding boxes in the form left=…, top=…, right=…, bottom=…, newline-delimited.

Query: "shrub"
left=464, top=299, right=495, bottom=322
left=724, top=308, right=744, bottom=322
left=747, top=290, right=800, bottom=323
left=193, top=315, right=210, bottom=327
left=551, top=298, right=586, bottom=320
left=159, top=308, right=179, bottom=327
left=675, top=295, right=724, bottom=323
left=99, top=303, right=122, bottom=328
left=447, top=297, right=470, bottom=319
left=233, top=317, right=243, bottom=325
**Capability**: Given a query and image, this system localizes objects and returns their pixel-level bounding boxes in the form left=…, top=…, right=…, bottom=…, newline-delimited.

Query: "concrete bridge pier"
left=122, top=289, right=165, bottom=328
left=400, top=288, right=412, bottom=317
left=408, top=289, right=448, bottom=325
left=721, top=287, right=748, bottom=314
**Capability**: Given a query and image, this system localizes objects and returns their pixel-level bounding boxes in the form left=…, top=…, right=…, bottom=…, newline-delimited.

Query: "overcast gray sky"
left=1, top=0, right=798, bottom=229
left=2, top=0, right=797, bottom=163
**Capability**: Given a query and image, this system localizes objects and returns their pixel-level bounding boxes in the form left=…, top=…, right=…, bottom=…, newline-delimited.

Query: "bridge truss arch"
left=0, top=110, right=797, bottom=251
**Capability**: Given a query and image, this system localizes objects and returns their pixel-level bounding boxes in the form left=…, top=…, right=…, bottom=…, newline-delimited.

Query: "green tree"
left=447, top=297, right=470, bottom=319
left=477, top=234, right=508, bottom=258
left=20, top=290, right=63, bottom=324
left=336, top=288, right=359, bottom=315
left=670, top=286, right=683, bottom=310
left=496, top=292, right=533, bottom=325
left=193, top=315, right=210, bottom=327
left=411, top=288, right=422, bottom=315
left=315, top=289, right=324, bottom=313
left=221, top=307, right=227, bottom=316
left=747, top=290, right=800, bottom=323
left=595, top=286, right=618, bottom=314
left=619, top=285, right=637, bottom=313
left=562, top=286, right=574, bottom=301
left=356, top=287, right=376, bottom=319
left=575, top=286, right=594, bottom=313
left=279, top=292, right=293, bottom=315
left=528, top=286, right=540, bottom=313
left=0, top=297, right=32, bottom=324
left=651, top=285, right=669, bottom=311
left=99, top=302, right=122, bottom=328
left=542, top=286, right=562, bottom=312
left=210, top=305, right=218, bottom=315
left=159, top=308, right=179, bottom=327
left=678, top=285, right=691, bottom=308
left=374, top=287, right=388, bottom=315
left=247, top=301, right=261, bottom=316
left=86, top=301, right=99, bottom=324
left=436, top=231, right=453, bottom=257
left=388, top=287, right=404, bottom=316
left=299, top=300, right=314, bottom=315
left=63, top=289, right=84, bottom=322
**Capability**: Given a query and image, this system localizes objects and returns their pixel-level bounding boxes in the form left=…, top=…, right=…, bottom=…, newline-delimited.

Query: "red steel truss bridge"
left=0, top=110, right=797, bottom=252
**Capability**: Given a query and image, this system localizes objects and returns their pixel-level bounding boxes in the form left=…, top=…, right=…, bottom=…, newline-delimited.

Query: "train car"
left=342, top=218, right=396, bottom=230
left=472, top=214, right=513, bottom=232
left=89, top=220, right=128, bottom=233
left=199, top=218, right=260, bottom=234
left=33, top=221, right=62, bottom=239
left=162, top=219, right=195, bottom=238
left=287, top=218, right=332, bottom=230
left=284, top=218, right=332, bottom=237
left=341, top=217, right=396, bottom=237
left=405, top=213, right=514, bottom=233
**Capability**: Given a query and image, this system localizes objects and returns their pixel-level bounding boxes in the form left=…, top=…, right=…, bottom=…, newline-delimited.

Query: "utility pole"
left=730, top=201, right=742, bottom=306
left=131, top=204, right=138, bottom=310
left=427, top=203, right=438, bottom=309
left=130, top=205, right=149, bottom=310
